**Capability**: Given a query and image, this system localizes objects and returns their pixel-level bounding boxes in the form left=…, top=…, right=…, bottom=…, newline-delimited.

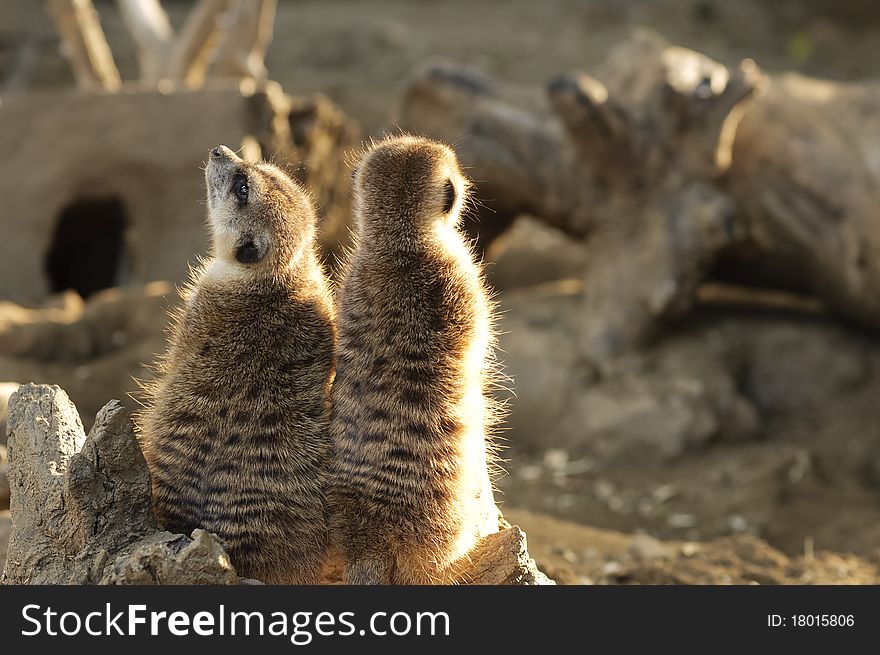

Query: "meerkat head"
left=205, top=145, right=316, bottom=274
left=352, top=135, right=469, bottom=245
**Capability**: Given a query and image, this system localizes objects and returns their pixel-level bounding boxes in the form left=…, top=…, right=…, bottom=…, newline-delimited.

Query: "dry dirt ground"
left=3, top=0, right=880, bottom=584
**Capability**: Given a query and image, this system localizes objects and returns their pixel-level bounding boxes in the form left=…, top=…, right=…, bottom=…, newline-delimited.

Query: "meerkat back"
left=137, top=146, right=336, bottom=584
left=331, top=135, right=501, bottom=584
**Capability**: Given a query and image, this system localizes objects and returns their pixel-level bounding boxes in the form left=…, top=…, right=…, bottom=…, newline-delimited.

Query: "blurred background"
left=3, top=0, right=880, bottom=584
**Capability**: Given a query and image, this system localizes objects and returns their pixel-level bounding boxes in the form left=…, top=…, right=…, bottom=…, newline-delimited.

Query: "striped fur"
left=137, top=146, right=336, bottom=584
left=331, top=136, right=501, bottom=584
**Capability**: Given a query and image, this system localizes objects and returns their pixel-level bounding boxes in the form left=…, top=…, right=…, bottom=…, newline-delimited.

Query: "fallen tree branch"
left=400, top=32, right=761, bottom=357
left=45, top=0, right=121, bottom=92
left=209, top=0, right=277, bottom=81
left=402, top=40, right=880, bottom=352
left=48, top=0, right=280, bottom=90
left=724, top=73, right=880, bottom=330
left=115, top=0, right=174, bottom=82
left=167, top=0, right=230, bottom=86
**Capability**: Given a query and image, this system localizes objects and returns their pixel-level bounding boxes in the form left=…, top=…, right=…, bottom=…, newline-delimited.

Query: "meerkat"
left=331, top=135, right=502, bottom=585
left=137, top=145, right=336, bottom=584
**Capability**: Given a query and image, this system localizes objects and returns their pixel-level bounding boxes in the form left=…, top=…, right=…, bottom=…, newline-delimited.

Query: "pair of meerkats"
left=137, top=135, right=501, bottom=584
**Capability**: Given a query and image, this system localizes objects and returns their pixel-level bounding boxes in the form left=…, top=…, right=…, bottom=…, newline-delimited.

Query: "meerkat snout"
left=205, top=145, right=247, bottom=207
left=203, top=145, right=315, bottom=273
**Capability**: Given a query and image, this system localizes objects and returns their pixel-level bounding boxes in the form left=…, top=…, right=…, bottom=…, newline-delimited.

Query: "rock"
left=1, top=384, right=237, bottom=585
left=628, top=533, right=672, bottom=561
left=570, top=374, right=722, bottom=461
left=740, top=322, right=869, bottom=414
left=569, top=334, right=760, bottom=461
left=486, top=216, right=588, bottom=290
left=497, top=282, right=591, bottom=450
left=0, top=285, right=173, bottom=432
left=499, top=285, right=758, bottom=460
left=0, top=283, right=171, bottom=362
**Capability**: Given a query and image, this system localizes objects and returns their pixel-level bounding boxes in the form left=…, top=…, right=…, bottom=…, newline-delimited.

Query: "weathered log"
left=399, top=32, right=760, bottom=357
left=1, top=384, right=237, bottom=584
left=100, top=530, right=239, bottom=585
left=57, top=0, right=278, bottom=89
left=453, top=525, right=553, bottom=585
left=116, top=0, right=174, bottom=82
left=166, top=0, right=229, bottom=86
left=726, top=73, right=880, bottom=331
left=45, top=0, right=122, bottom=92
left=1, top=384, right=552, bottom=585
left=0, top=383, right=17, bottom=447
left=400, top=31, right=880, bottom=355
left=0, top=512, right=8, bottom=574
left=210, top=0, right=277, bottom=82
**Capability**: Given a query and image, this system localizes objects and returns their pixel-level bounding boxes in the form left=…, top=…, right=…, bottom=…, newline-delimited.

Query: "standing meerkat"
left=331, top=135, right=502, bottom=584
left=137, top=145, right=336, bottom=584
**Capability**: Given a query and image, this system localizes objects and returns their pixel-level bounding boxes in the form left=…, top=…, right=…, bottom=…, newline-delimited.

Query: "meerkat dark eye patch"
left=232, top=173, right=249, bottom=204
left=442, top=178, right=456, bottom=214
left=235, top=240, right=263, bottom=264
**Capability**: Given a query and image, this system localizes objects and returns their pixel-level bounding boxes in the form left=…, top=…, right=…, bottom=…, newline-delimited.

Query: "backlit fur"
left=137, top=146, right=336, bottom=584
left=330, top=135, right=502, bottom=584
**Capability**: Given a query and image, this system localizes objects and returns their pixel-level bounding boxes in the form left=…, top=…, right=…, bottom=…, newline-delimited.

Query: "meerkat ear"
left=442, top=178, right=457, bottom=214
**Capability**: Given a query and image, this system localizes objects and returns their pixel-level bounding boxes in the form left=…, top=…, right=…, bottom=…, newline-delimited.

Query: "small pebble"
left=668, top=513, right=697, bottom=529
left=728, top=514, right=748, bottom=533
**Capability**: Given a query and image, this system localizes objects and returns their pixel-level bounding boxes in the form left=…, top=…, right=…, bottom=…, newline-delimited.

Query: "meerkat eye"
left=442, top=178, right=456, bottom=214
left=233, top=175, right=249, bottom=203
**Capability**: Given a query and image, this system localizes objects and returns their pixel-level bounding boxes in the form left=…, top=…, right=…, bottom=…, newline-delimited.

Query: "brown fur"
left=137, top=146, right=336, bottom=584
left=330, top=135, right=502, bottom=584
